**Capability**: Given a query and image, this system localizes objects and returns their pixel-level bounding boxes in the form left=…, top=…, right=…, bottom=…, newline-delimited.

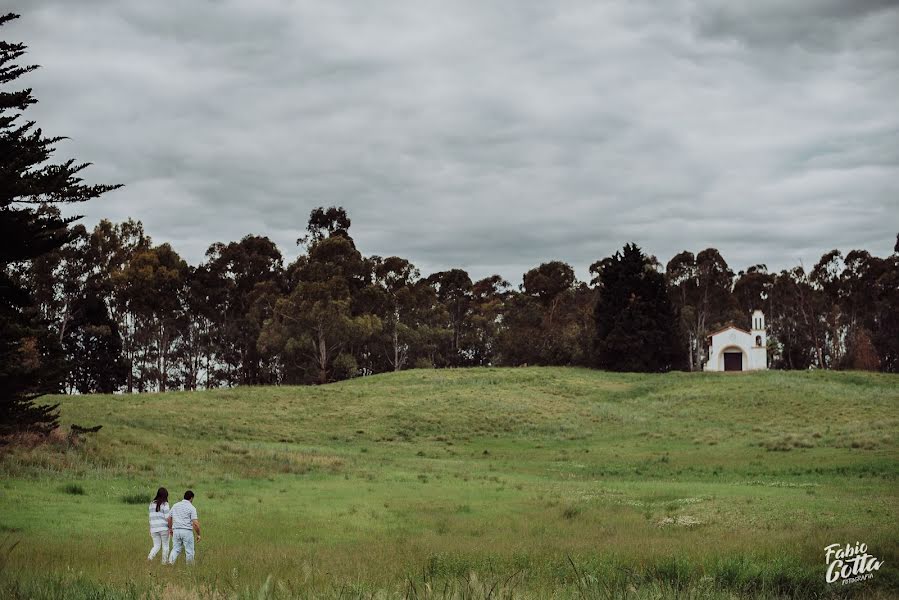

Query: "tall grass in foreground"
left=1, top=541, right=894, bottom=600
left=1, top=570, right=894, bottom=600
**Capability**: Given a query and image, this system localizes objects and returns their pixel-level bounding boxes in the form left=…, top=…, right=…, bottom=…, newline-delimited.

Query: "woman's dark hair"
left=153, top=487, right=168, bottom=512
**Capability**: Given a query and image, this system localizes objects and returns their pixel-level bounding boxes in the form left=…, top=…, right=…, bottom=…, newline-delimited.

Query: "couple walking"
left=147, top=487, right=202, bottom=564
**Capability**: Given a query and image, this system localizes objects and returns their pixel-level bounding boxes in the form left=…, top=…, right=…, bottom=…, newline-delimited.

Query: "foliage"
left=331, top=352, right=359, bottom=380
left=61, top=282, right=127, bottom=393
left=0, top=13, right=120, bottom=434
left=198, top=235, right=283, bottom=387
left=666, top=248, right=741, bottom=371
left=847, top=328, right=881, bottom=371
left=593, top=244, right=679, bottom=372
left=22, top=208, right=899, bottom=390
left=498, top=263, right=593, bottom=367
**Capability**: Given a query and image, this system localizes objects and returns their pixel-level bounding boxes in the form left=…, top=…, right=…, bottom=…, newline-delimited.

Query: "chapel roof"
left=707, top=324, right=751, bottom=338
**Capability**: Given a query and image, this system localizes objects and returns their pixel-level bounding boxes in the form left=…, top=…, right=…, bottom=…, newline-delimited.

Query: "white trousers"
left=148, top=530, right=170, bottom=563
left=169, top=529, right=195, bottom=564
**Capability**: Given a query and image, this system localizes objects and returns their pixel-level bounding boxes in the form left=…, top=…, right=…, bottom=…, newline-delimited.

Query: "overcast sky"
left=9, top=1, right=899, bottom=283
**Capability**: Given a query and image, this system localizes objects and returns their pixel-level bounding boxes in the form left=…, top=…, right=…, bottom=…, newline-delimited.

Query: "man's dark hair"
left=184, top=490, right=194, bottom=500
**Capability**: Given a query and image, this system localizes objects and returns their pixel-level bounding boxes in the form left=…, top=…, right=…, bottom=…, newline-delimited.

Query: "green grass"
left=120, top=493, right=150, bottom=505
left=1, top=367, right=897, bottom=598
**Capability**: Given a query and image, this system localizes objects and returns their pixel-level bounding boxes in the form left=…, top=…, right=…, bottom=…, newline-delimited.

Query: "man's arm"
left=192, top=519, right=201, bottom=541
left=167, top=515, right=173, bottom=535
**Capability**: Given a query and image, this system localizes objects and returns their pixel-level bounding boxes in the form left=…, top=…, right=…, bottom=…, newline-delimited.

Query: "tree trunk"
left=58, top=299, right=74, bottom=344
left=687, top=334, right=694, bottom=371
left=125, top=312, right=134, bottom=393
left=158, top=323, right=167, bottom=393
left=127, top=354, right=133, bottom=394
left=318, top=327, right=328, bottom=384
left=393, top=326, right=400, bottom=371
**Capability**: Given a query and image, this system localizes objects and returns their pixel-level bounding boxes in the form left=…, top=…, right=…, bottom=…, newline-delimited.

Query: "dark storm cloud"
left=8, top=0, right=898, bottom=283
left=693, top=0, right=899, bottom=50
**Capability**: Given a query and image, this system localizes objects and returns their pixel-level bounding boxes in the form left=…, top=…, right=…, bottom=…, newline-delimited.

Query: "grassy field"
left=0, top=367, right=897, bottom=599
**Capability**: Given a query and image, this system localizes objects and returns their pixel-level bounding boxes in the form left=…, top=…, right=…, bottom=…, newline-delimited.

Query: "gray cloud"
left=9, top=0, right=898, bottom=284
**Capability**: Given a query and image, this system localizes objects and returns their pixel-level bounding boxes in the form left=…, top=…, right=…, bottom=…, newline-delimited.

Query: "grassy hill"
left=1, top=367, right=897, bottom=599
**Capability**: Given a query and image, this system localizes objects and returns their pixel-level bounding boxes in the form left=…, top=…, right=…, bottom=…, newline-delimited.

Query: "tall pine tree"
left=593, top=243, right=679, bottom=372
left=1, top=13, right=120, bottom=435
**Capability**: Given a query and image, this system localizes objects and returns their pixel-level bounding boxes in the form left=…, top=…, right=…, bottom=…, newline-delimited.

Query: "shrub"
left=846, top=328, right=881, bottom=371
left=61, top=483, right=85, bottom=495
left=413, top=357, right=435, bottom=369
left=332, top=353, right=358, bottom=380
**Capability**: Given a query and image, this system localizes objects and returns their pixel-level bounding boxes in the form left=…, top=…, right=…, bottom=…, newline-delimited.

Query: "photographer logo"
left=825, top=542, right=883, bottom=585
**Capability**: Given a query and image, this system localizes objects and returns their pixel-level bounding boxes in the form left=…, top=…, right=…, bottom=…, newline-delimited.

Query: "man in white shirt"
left=167, top=490, right=201, bottom=564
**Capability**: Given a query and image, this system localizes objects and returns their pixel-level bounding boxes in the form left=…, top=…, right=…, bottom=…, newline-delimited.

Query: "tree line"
left=18, top=206, right=899, bottom=397
left=2, top=12, right=897, bottom=436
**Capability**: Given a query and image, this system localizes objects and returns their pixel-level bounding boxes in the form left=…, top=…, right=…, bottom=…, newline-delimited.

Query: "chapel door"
left=724, top=352, right=743, bottom=371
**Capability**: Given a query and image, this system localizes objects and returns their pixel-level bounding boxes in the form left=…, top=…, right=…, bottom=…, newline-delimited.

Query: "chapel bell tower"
left=751, top=309, right=766, bottom=346
left=750, top=309, right=767, bottom=369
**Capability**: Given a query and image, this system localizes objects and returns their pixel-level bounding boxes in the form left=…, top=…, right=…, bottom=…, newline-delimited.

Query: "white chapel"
left=703, top=310, right=768, bottom=372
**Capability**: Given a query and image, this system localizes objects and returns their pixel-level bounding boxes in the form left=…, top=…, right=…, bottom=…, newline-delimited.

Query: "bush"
left=332, top=353, right=358, bottom=381
left=846, top=328, right=881, bottom=371
left=413, top=357, right=434, bottom=369
left=61, top=483, right=85, bottom=495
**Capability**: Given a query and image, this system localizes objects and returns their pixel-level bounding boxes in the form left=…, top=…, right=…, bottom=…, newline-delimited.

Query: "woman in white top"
left=147, top=487, right=173, bottom=563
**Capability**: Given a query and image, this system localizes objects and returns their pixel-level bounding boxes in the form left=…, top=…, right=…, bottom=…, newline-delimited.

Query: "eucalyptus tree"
left=665, top=249, right=740, bottom=370
left=425, top=269, right=473, bottom=366
left=262, top=211, right=378, bottom=384
left=499, top=261, right=590, bottom=366
left=202, top=235, right=284, bottom=386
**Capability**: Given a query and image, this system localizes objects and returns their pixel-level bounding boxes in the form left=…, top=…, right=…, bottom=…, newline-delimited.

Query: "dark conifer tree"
left=592, top=244, right=678, bottom=372
left=1, top=13, right=120, bottom=434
